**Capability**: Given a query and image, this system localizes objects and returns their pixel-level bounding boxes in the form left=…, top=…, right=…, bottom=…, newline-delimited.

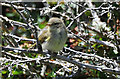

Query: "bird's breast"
left=42, top=29, right=67, bottom=52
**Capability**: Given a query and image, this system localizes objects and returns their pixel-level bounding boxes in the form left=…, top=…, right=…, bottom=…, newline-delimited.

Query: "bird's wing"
left=38, top=26, right=50, bottom=43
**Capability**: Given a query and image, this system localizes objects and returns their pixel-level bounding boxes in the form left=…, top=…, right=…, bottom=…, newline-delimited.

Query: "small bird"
left=38, top=17, right=68, bottom=52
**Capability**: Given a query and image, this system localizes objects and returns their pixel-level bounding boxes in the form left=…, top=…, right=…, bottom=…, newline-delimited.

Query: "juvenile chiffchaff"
left=38, top=17, right=67, bottom=52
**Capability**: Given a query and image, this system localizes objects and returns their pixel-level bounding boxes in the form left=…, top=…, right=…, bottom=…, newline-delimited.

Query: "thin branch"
left=0, top=15, right=41, bottom=30
left=54, top=54, right=120, bottom=75
left=2, top=46, right=120, bottom=74
left=3, top=33, right=36, bottom=42
left=2, top=46, right=39, bottom=54
left=10, top=3, right=30, bottom=30
left=64, top=47, right=117, bottom=66
left=1, top=2, right=44, bottom=10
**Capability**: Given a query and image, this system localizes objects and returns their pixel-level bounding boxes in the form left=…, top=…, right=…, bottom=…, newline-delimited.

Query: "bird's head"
left=46, top=17, right=65, bottom=30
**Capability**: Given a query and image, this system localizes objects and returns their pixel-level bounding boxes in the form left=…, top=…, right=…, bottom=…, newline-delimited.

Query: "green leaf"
left=6, top=13, right=15, bottom=17
left=51, top=71, right=56, bottom=77
left=85, top=11, right=91, bottom=16
left=1, top=70, right=7, bottom=74
left=92, top=44, right=96, bottom=48
left=107, top=12, right=110, bottom=18
left=37, top=17, right=46, bottom=29
left=64, top=44, right=68, bottom=47
left=12, top=70, right=23, bottom=75
left=66, top=21, right=70, bottom=25
left=99, top=38, right=102, bottom=41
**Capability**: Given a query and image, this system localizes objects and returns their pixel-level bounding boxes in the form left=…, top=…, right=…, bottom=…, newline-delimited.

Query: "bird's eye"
left=53, top=23, right=59, bottom=25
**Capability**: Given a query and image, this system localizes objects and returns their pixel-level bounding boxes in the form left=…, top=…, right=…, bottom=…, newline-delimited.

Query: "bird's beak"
left=46, top=23, right=51, bottom=26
